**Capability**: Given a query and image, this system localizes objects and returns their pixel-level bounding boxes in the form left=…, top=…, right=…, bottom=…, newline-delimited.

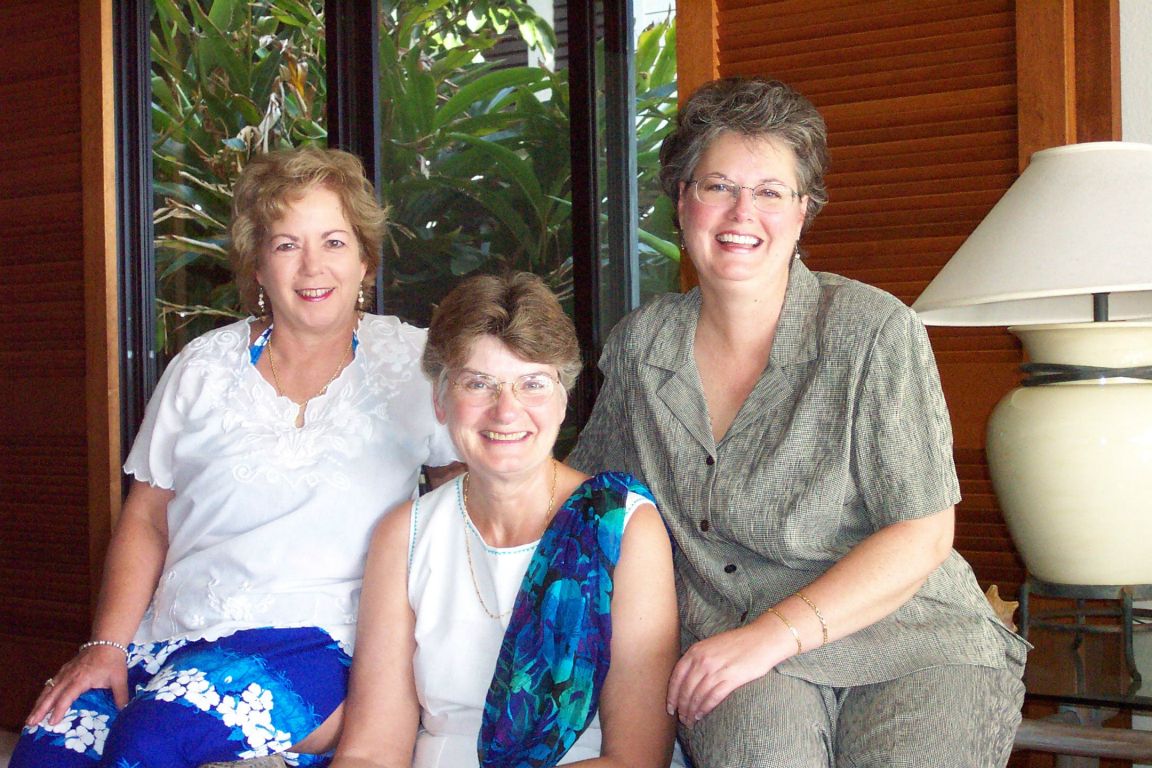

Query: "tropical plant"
left=150, top=0, right=326, bottom=356
left=633, top=18, right=680, bottom=299
left=376, top=1, right=680, bottom=325
left=374, top=1, right=570, bottom=324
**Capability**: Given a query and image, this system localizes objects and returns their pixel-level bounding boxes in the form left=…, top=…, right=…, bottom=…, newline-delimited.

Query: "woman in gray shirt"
left=568, top=77, right=1027, bottom=768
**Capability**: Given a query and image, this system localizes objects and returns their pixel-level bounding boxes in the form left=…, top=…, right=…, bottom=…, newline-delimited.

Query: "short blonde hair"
left=229, top=147, right=386, bottom=315
left=422, top=272, right=582, bottom=393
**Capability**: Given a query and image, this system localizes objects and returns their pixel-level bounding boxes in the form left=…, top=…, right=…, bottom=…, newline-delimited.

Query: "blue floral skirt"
left=12, top=626, right=350, bottom=768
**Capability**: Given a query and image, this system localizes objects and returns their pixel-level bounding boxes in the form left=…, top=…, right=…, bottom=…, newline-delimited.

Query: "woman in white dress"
left=333, top=273, right=684, bottom=768
left=15, top=148, right=457, bottom=768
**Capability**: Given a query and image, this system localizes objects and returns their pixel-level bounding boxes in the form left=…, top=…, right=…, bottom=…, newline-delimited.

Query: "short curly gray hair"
left=659, top=77, right=829, bottom=232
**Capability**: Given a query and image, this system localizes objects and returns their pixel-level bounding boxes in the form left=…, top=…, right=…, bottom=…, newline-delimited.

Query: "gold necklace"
left=461, top=459, right=558, bottom=620
left=266, top=330, right=354, bottom=403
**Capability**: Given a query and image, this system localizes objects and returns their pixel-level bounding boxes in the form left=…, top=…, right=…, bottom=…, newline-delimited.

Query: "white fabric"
left=124, top=314, right=456, bottom=650
left=407, top=476, right=668, bottom=768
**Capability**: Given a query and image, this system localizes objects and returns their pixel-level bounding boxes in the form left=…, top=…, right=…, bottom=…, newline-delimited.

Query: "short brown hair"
left=422, top=272, right=582, bottom=393
left=659, top=77, right=830, bottom=231
left=229, top=147, right=386, bottom=315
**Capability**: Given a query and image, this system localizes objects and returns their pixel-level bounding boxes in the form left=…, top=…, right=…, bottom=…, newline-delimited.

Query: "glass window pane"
left=376, top=1, right=566, bottom=327
left=151, top=0, right=327, bottom=362
left=633, top=5, right=679, bottom=304
left=592, top=1, right=679, bottom=334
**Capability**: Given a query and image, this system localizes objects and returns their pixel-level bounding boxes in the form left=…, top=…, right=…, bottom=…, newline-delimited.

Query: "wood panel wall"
left=0, top=0, right=118, bottom=729
left=676, top=0, right=1120, bottom=597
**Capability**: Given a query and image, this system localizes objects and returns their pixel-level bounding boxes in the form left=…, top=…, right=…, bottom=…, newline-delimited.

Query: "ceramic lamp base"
left=987, top=322, right=1152, bottom=585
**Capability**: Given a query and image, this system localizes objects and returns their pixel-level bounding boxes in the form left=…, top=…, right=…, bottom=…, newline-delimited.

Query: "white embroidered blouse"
left=124, top=314, right=456, bottom=651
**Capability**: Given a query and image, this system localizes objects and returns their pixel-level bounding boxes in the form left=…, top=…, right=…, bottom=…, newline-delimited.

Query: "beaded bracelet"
left=79, top=639, right=130, bottom=656
left=795, top=590, right=829, bottom=647
left=766, top=607, right=802, bottom=655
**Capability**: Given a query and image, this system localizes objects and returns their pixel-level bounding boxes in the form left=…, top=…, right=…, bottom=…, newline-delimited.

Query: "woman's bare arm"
left=571, top=502, right=681, bottom=767
left=28, top=480, right=172, bottom=725
left=331, top=502, right=422, bottom=768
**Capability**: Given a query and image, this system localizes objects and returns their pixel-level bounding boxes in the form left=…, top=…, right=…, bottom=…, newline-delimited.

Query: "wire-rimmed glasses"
left=688, top=176, right=800, bottom=213
left=450, top=371, right=559, bottom=406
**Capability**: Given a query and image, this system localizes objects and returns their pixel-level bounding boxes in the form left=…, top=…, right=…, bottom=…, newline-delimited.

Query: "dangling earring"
left=357, top=286, right=366, bottom=312
left=793, top=241, right=802, bottom=260
left=257, top=286, right=266, bottom=314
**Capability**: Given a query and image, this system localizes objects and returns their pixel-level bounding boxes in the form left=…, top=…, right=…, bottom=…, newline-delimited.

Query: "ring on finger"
left=44, top=678, right=56, bottom=687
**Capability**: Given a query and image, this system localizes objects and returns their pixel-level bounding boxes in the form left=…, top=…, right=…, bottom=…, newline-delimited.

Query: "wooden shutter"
left=676, top=0, right=1120, bottom=596
left=0, top=0, right=118, bottom=728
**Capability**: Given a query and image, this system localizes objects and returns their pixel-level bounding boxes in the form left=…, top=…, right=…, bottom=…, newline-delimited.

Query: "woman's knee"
left=99, top=696, right=237, bottom=768
left=681, top=671, right=832, bottom=768
left=836, top=664, right=1024, bottom=768
left=10, top=689, right=118, bottom=768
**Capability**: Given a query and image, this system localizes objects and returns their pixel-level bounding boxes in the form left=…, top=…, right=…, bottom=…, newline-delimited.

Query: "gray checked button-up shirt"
left=569, top=261, right=1026, bottom=687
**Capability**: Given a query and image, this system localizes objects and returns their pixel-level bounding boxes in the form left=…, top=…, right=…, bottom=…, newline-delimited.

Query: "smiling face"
left=256, top=184, right=368, bottom=336
left=678, top=131, right=808, bottom=291
left=435, top=335, right=566, bottom=481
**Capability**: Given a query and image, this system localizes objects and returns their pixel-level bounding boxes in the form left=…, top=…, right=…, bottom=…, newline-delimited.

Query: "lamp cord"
left=1020, top=362, right=1152, bottom=386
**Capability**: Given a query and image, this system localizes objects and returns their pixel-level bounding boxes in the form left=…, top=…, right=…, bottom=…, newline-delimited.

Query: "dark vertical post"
left=568, top=0, right=602, bottom=428
left=325, top=0, right=384, bottom=308
left=1093, top=292, right=1110, bottom=322
left=602, top=0, right=638, bottom=325
left=114, top=0, right=157, bottom=469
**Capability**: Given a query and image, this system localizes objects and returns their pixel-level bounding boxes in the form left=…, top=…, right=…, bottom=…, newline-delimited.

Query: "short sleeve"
left=122, top=348, right=195, bottom=490
left=396, top=322, right=457, bottom=468
left=425, top=419, right=458, bottom=468
left=853, top=307, right=961, bottom=528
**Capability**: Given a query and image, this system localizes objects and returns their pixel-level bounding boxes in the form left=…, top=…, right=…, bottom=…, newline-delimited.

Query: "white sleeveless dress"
left=407, top=475, right=685, bottom=767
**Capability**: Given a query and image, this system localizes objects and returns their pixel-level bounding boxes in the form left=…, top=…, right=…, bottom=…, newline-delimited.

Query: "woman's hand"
left=666, top=622, right=787, bottom=726
left=26, top=645, right=129, bottom=727
left=669, top=507, right=957, bottom=726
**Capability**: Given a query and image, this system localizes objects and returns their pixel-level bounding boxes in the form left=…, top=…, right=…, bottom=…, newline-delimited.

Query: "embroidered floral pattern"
left=177, top=316, right=423, bottom=490
left=127, top=314, right=449, bottom=648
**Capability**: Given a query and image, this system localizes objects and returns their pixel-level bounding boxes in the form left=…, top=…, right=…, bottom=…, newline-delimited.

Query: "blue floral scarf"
left=478, top=472, right=655, bottom=768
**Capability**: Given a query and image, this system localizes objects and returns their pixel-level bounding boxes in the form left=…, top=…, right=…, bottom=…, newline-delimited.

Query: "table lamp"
left=912, top=141, right=1152, bottom=585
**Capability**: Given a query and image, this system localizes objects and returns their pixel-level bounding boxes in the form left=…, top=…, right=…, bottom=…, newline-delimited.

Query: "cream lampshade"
left=912, top=142, right=1152, bottom=585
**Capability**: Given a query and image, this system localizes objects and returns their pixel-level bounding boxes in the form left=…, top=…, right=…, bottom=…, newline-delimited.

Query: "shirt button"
left=705, top=456, right=715, bottom=466
left=724, top=564, right=737, bottom=574
left=699, top=519, right=710, bottom=532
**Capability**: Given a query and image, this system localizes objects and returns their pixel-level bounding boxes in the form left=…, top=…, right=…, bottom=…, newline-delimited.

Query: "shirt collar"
left=644, top=260, right=822, bottom=372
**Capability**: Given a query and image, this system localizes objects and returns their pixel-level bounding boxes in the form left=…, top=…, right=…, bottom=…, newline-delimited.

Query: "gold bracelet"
left=795, top=590, right=828, bottom=647
left=766, top=607, right=802, bottom=655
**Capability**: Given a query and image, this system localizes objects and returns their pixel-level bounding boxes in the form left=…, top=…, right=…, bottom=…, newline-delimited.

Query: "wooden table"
left=1017, top=600, right=1152, bottom=766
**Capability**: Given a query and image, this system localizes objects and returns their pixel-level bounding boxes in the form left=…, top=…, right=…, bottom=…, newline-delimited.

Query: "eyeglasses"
left=450, top=371, right=559, bottom=406
left=688, top=177, right=800, bottom=213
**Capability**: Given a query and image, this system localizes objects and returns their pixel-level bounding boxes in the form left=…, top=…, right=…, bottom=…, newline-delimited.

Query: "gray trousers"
left=680, top=661, right=1025, bottom=768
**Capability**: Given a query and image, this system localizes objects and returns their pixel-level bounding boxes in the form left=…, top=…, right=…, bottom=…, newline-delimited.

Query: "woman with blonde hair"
left=15, top=147, right=456, bottom=767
